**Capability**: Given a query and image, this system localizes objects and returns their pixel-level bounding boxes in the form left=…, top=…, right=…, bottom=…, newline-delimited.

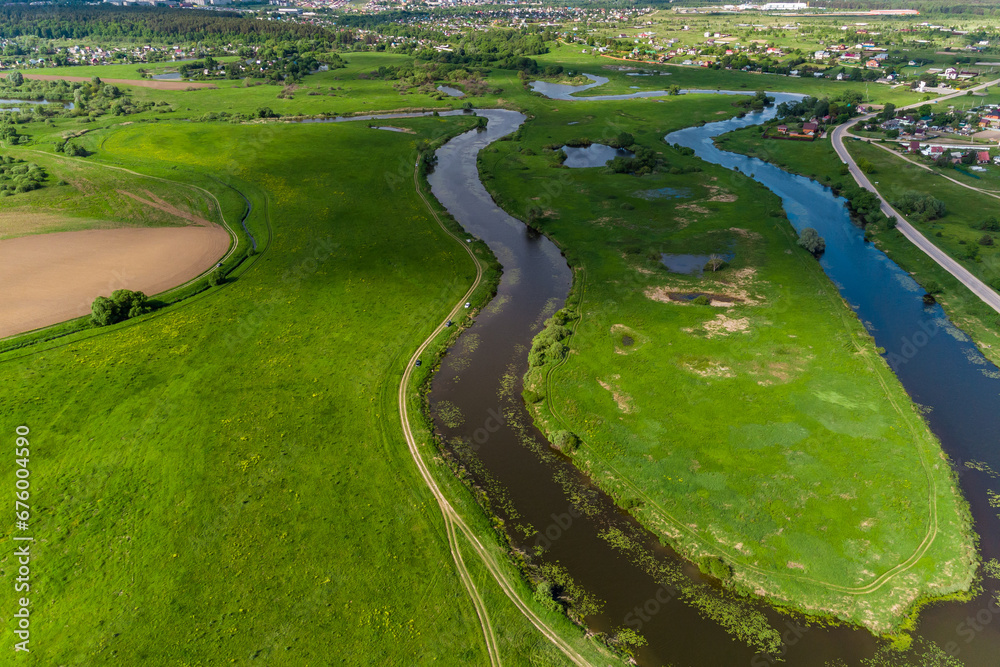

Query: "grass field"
left=0, top=115, right=618, bottom=665
left=846, top=141, right=1000, bottom=279
left=0, top=151, right=221, bottom=240
left=481, top=96, right=976, bottom=634
left=716, top=127, right=1000, bottom=368
left=0, top=47, right=988, bottom=660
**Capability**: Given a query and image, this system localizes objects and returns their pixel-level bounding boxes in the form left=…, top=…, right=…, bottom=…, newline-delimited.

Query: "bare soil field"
left=24, top=74, right=217, bottom=91
left=0, top=225, right=229, bottom=338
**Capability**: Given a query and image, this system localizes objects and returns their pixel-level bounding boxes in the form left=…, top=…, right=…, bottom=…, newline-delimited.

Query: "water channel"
left=421, top=81, right=1000, bottom=666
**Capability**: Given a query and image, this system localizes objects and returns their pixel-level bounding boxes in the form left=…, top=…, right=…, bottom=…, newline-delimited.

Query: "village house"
left=978, top=113, right=1000, bottom=129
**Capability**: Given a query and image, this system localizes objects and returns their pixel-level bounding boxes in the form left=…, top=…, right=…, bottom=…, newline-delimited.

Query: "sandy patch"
left=24, top=73, right=216, bottom=91
left=598, top=375, right=634, bottom=413
left=703, top=314, right=750, bottom=338
left=0, top=226, right=229, bottom=338
left=118, top=189, right=214, bottom=227
left=677, top=202, right=711, bottom=215
left=685, top=360, right=734, bottom=378
left=0, top=211, right=83, bottom=240
left=787, top=561, right=806, bottom=570
left=728, top=227, right=761, bottom=240
left=704, top=184, right=738, bottom=202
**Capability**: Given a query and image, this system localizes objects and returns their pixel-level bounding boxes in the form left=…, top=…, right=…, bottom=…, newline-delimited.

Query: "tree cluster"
left=0, top=6, right=330, bottom=45
left=891, top=192, right=946, bottom=221
left=90, top=289, right=151, bottom=327
left=0, top=155, right=45, bottom=195
left=776, top=92, right=862, bottom=125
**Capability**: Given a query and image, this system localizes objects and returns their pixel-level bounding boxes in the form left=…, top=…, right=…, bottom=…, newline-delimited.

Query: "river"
left=424, top=84, right=1000, bottom=666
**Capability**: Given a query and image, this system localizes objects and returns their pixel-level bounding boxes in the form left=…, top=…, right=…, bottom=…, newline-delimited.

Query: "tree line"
left=0, top=6, right=331, bottom=45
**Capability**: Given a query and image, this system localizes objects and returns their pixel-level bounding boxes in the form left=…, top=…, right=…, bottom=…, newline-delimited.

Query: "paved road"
left=830, top=79, right=1000, bottom=316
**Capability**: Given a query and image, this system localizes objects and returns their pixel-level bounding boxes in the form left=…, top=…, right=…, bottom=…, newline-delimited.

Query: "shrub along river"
left=421, top=84, right=1000, bottom=665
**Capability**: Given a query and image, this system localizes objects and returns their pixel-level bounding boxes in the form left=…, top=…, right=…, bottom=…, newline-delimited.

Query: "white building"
left=761, top=2, right=809, bottom=10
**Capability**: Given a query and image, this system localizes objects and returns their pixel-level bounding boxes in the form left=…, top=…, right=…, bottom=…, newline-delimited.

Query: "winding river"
left=424, top=84, right=1000, bottom=666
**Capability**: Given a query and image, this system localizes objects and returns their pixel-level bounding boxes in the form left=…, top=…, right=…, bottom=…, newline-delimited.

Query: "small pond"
left=561, top=143, right=634, bottom=168
left=436, top=85, right=465, bottom=97
left=0, top=98, right=73, bottom=112
left=635, top=186, right=693, bottom=200
left=661, top=251, right=735, bottom=276
left=151, top=72, right=181, bottom=81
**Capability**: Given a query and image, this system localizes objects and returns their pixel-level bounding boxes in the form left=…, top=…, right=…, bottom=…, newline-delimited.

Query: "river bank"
left=424, top=81, right=1000, bottom=655
left=715, top=126, right=1000, bottom=370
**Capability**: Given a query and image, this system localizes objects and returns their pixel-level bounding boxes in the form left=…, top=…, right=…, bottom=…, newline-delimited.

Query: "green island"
left=1, top=2, right=999, bottom=665
left=489, top=95, right=976, bottom=634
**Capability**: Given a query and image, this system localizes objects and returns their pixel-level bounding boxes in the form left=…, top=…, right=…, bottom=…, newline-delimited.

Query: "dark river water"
left=424, top=88, right=1000, bottom=666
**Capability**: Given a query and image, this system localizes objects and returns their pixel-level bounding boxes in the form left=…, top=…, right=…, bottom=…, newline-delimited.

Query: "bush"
left=551, top=430, right=580, bottom=453
left=892, top=192, right=946, bottom=221
left=532, top=581, right=561, bottom=613
left=691, top=295, right=711, bottom=306
left=522, top=389, right=544, bottom=404
left=90, top=289, right=150, bottom=326
left=699, top=556, right=734, bottom=582
left=528, top=324, right=571, bottom=366
left=797, top=227, right=826, bottom=256
left=610, top=131, right=634, bottom=149
left=979, top=216, right=1000, bottom=232
left=704, top=255, right=728, bottom=272
left=979, top=235, right=994, bottom=247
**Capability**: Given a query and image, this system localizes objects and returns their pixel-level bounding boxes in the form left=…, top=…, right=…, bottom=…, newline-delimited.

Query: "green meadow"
left=480, top=95, right=976, bottom=633
left=717, top=128, right=1000, bottom=367
left=0, top=150, right=221, bottom=239
left=0, top=112, right=616, bottom=664
left=0, top=48, right=986, bottom=659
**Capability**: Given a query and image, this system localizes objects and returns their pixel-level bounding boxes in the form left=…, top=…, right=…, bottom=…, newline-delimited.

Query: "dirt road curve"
left=398, top=162, right=596, bottom=666
left=24, top=73, right=217, bottom=91
left=830, top=79, right=1000, bottom=316
left=0, top=225, right=229, bottom=338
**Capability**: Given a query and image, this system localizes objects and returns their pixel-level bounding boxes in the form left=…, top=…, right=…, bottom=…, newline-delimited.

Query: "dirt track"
left=0, top=225, right=229, bottom=338
left=24, top=74, right=217, bottom=91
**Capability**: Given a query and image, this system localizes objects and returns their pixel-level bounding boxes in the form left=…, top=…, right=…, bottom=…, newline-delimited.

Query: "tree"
left=6, top=71, right=23, bottom=86
left=798, top=227, right=826, bottom=256
left=90, top=289, right=150, bottom=326
left=551, top=430, right=580, bottom=453
left=704, top=254, right=728, bottom=272
left=611, top=131, right=634, bottom=149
